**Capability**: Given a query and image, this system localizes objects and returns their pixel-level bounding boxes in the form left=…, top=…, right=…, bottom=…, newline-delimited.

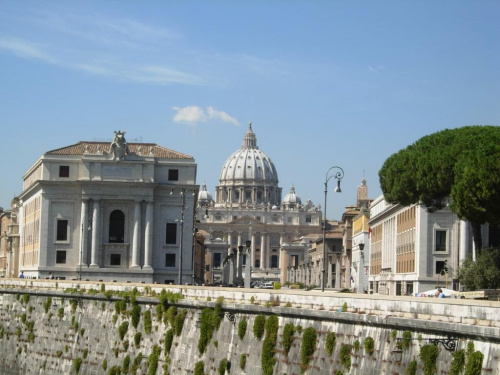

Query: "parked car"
left=261, top=282, right=274, bottom=289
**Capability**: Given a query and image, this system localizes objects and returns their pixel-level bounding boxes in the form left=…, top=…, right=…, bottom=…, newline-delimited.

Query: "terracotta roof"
left=46, top=142, right=193, bottom=160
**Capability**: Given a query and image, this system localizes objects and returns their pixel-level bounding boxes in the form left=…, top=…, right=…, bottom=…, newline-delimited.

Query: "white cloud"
left=0, top=37, right=57, bottom=64
left=173, top=106, right=239, bottom=126
left=369, top=65, right=385, bottom=73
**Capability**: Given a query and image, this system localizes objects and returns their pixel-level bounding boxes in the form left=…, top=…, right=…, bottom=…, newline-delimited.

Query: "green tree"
left=458, top=248, right=500, bottom=290
left=379, top=125, right=500, bottom=250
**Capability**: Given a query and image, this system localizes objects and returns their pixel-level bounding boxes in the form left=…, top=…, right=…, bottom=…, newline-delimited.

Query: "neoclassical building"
left=197, top=123, right=324, bottom=285
left=17, top=131, right=198, bottom=283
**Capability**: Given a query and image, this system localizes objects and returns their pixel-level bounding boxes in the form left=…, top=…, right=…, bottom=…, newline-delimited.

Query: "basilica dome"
left=219, top=123, right=278, bottom=185
left=215, top=123, right=282, bottom=206
left=283, top=185, right=301, bottom=205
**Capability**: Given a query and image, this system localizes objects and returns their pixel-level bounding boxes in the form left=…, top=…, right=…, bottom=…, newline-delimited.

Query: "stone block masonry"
left=0, top=280, right=499, bottom=374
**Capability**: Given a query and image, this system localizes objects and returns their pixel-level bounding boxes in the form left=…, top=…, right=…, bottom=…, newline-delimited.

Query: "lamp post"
left=244, top=240, right=252, bottom=288
left=321, top=166, right=344, bottom=292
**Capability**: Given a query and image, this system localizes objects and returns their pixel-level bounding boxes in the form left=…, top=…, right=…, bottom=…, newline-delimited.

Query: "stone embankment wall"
left=0, top=279, right=499, bottom=375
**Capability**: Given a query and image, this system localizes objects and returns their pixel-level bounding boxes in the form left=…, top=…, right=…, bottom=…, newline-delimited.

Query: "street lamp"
left=243, top=240, right=252, bottom=288
left=321, top=166, right=344, bottom=292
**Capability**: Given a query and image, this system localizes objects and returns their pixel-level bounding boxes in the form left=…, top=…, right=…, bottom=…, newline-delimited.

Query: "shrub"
left=144, top=310, right=152, bottom=334
left=134, top=332, right=142, bottom=347
left=102, top=359, right=108, bottom=371
left=118, top=321, right=129, bottom=340
left=300, top=327, right=317, bottom=370
left=253, top=315, right=266, bottom=340
left=419, top=344, right=439, bottom=375
left=326, top=332, right=336, bottom=356
left=198, top=307, right=218, bottom=355
left=401, top=330, right=412, bottom=350
left=406, top=360, right=418, bottom=375
left=83, top=348, right=88, bottom=359
left=353, top=339, right=360, bottom=351
left=339, top=344, right=351, bottom=370
left=165, top=306, right=177, bottom=327
left=282, top=323, right=295, bottom=355
left=194, top=361, right=205, bottom=375
left=465, top=351, right=484, bottom=375
left=273, top=282, right=281, bottom=289
left=164, top=329, right=174, bottom=353
left=131, top=304, right=141, bottom=328
left=364, top=336, right=375, bottom=354
left=341, top=302, right=348, bottom=312
left=391, top=329, right=397, bottom=340
left=240, top=354, right=247, bottom=370
left=218, top=358, right=228, bottom=375
left=449, top=349, right=465, bottom=375
left=174, top=309, right=188, bottom=336
left=238, top=319, right=248, bottom=340
left=131, top=352, right=143, bottom=374
left=57, top=307, right=64, bottom=319
left=147, top=345, right=161, bottom=375
left=123, top=355, right=130, bottom=373
left=74, top=358, right=83, bottom=374
left=43, top=297, right=52, bottom=313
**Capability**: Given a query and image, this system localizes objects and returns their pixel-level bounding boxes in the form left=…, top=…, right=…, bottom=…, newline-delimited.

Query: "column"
left=80, top=199, right=89, bottom=266
left=131, top=201, right=142, bottom=268
left=261, top=233, right=266, bottom=269
left=335, top=255, right=341, bottom=289
left=227, top=232, right=232, bottom=255
left=90, top=200, right=100, bottom=267
left=143, top=201, right=154, bottom=269
left=251, top=233, right=256, bottom=268
left=236, top=232, right=242, bottom=278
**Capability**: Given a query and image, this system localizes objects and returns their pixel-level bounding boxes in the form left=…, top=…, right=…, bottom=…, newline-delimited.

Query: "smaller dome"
left=283, top=185, right=301, bottom=205
left=198, top=182, right=213, bottom=204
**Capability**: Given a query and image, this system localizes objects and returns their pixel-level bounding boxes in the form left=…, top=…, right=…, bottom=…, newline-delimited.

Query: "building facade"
left=198, top=123, right=324, bottom=285
left=17, top=131, right=198, bottom=283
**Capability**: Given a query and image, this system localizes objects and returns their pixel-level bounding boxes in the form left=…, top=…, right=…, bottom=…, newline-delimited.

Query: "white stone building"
left=366, top=194, right=500, bottom=296
left=17, top=131, right=198, bottom=283
left=197, top=123, right=324, bottom=285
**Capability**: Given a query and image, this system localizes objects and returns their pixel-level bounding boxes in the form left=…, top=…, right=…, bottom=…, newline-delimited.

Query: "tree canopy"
left=457, top=248, right=500, bottom=290
left=379, top=125, right=500, bottom=250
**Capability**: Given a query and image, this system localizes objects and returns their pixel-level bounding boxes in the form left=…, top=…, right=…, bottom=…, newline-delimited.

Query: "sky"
left=0, top=1, right=499, bottom=220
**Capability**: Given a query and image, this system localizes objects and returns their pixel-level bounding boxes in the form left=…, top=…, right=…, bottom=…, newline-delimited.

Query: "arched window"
left=109, top=210, right=125, bottom=243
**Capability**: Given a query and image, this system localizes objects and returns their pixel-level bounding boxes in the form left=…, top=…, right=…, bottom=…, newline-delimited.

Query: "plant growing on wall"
left=174, top=309, right=188, bottom=336
left=339, top=344, right=351, bottom=370
left=194, top=361, right=205, bottom=375
left=165, top=306, right=177, bottom=327
left=282, top=323, right=295, bottom=356
left=131, top=303, right=141, bottom=328
left=253, top=315, right=266, bottom=340
left=449, top=349, right=465, bottom=375
left=325, top=332, right=336, bottom=356
left=300, top=327, right=317, bottom=372
left=147, top=345, right=161, bottom=375
left=238, top=319, right=248, bottom=340
left=198, top=307, right=221, bottom=355
left=364, top=337, right=375, bottom=354
left=406, top=359, right=417, bottom=375
left=164, top=329, right=174, bottom=354
left=144, top=310, right=152, bottom=334
left=131, top=353, right=143, bottom=374
left=240, top=354, right=247, bottom=370
left=134, top=332, right=142, bottom=347
left=74, top=358, right=83, bottom=374
left=400, top=330, right=412, bottom=350
left=123, top=355, right=130, bottom=373
left=353, top=339, right=360, bottom=351
left=465, top=351, right=484, bottom=375
left=262, top=315, right=279, bottom=375
left=118, top=321, right=129, bottom=340
left=218, top=358, right=228, bottom=375
left=419, top=344, right=439, bottom=375
left=342, top=302, right=348, bottom=312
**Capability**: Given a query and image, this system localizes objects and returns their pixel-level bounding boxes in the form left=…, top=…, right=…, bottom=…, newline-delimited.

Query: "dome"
left=283, top=185, right=301, bottom=205
left=219, top=122, right=279, bottom=185
left=197, top=182, right=213, bottom=204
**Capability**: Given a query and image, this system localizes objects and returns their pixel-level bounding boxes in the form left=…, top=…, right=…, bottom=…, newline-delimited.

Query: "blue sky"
left=1, top=1, right=499, bottom=219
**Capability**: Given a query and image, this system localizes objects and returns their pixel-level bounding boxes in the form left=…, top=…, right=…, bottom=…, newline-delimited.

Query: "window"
left=436, top=261, right=446, bottom=274
left=56, top=220, right=68, bottom=241
left=435, top=230, right=447, bottom=251
left=272, top=216, right=278, bottom=222
left=288, top=217, right=292, bottom=223
left=406, top=282, right=414, bottom=296
left=396, top=282, right=402, bottom=296
left=213, top=253, right=221, bottom=268
left=165, top=254, right=176, bottom=267
left=109, top=210, right=125, bottom=243
left=215, top=215, right=222, bottom=221
left=242, top=254, right=246, bottom=266
left=255, top=259, right=260, bottom=268
left=166, top=223, right=177, bottom=244
left=271, top=255, right=278, bottom=268
left=110, top=254, right=121, bottom=266
left=168, top=169, right=179, bottom=181
left=56, top=251, right=66, bottom=264
left=306, top=216, right=312, bottom=223
left=59, top=166, right=70, bottom=177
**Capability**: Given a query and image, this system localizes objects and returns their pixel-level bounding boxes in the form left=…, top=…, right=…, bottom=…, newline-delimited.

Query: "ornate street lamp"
left=321, top=166, right=344, bottom=292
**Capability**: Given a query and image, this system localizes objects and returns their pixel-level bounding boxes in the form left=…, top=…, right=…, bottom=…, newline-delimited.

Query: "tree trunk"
left=471, top=221, right=483, bottom=258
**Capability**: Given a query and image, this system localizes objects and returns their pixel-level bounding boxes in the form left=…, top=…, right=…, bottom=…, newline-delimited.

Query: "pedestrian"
left=438, top=288, right=445, bottom=298
left=48, top=272, right=54, bottom=280
left=19, top=271, right=24, bottom=278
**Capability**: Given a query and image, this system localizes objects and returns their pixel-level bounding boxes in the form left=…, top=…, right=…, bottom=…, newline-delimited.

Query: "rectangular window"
left=56, top=251, right=66, bottom=264
left=166, top=223, right=177, bottom=244
left=165, top=254, right=176, bottom=267
left=215, top=215, right=222, bottom=221
left=110, top=254, right=121, bottom=266
left=436, top=261, right=446, bottom=274
left=213, top=253, right=221, bottom=268
left=272, top=216, right=278, bottom=222
left=168, top=169, right=179, bottom=181
left=59, top=165, right=70, bottom=178
left=56, top=220, right=68, bottom=241
left=435, top=230, right=447, bottom=251
left=306, top=216, right=312, bottom=223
